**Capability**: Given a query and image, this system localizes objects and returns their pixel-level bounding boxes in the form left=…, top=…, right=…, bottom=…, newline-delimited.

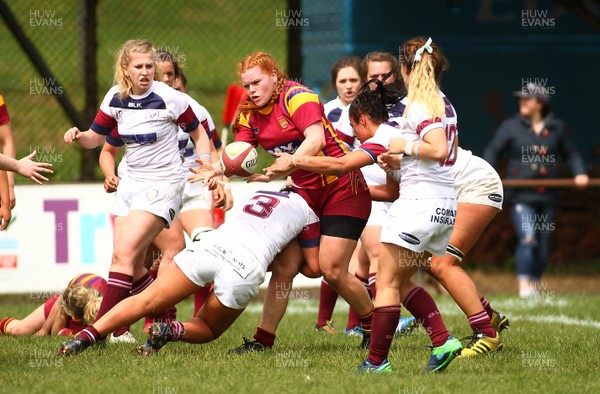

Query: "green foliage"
left=2, top=0, right=286, bottom=181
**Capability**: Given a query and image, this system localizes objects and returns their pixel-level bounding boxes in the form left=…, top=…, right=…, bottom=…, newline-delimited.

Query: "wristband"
left=199, top=154, right=212, bottom=160
left=218, top=181, right=231, bottom=190
left=292, top=155, right=297, bottom=168
left=404, top=142, right=415, bottom=156
left=414, top=144, right=420, bottom=158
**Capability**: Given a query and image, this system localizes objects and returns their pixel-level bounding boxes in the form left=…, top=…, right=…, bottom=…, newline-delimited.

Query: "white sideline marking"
left=245, top=298, right=600, bottom=329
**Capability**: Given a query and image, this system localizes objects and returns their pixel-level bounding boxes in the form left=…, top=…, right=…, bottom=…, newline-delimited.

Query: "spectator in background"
left=0, top=95, right=17, bottom=209
left=483, top=82, right=589, bottom=297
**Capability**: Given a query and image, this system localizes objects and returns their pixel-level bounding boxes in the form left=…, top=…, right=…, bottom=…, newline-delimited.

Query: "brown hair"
left=237, top=52, right=287, bottom=113
left=362, top=51, right=400, bottom=83
left=330, top=56, right=363, bottom=89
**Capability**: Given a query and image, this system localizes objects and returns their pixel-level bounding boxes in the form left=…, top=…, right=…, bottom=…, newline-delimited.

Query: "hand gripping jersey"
left=91, top=81, right=199, bottom=181
left=208, top=190, right=319, bottom=271
left=386, top=94, right=458, bottom=198
left=236, top=81, right=351, bottom=189
left=324, top=97, right=357, bottom=149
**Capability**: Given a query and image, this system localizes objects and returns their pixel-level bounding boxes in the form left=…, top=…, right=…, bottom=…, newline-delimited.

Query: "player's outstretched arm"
left=64, top=127, right=104, bottom=149
left=265, top=149, right=372, bottom=177
left=14, top=152, right=53, bottom=184
left=188, top=158, right=222, bottom=184
left=0, top=151, right=52, bottom=184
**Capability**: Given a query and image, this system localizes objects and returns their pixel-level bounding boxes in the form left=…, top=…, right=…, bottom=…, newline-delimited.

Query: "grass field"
left=1, top=292, right=599, bottom=394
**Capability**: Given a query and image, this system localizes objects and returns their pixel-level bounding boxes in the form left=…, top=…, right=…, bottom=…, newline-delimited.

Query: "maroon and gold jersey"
left=236, top=81, right=349, bottom=189
left=0, top=95, right=10, bottom=125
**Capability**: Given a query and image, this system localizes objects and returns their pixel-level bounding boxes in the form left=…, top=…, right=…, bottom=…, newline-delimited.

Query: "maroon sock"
left=316, top=279, right=338, bottom=327
left=346, top=307, right=361, bottom=331
left=166, top=321, right=185, bottom=342
left=468, top=311, right=496, bottom=338
left=131, top=272, right=153, bottom=295
left=359, top=306, right=374, bottom=334
left=368, top=306, right=401, bottom=366
left=402, top=286, right=449, bottom=347
left=480, top=296, right=494, bottom=318
left=76, top=325, right=103, bottom=345
left=95, top=272, right=133, bottom=321
left=368, top=273, right=377, bottom=300
left=253, top=327, right=276, bottom=347
left=346, top=274, right=369, bottom=331
left=194, top=286, right=211, bottom=316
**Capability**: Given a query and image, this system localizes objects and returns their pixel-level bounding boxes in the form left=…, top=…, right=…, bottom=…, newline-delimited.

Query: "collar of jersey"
left=130, top=81, right=155, bottom=100
left=258, top=104, right=274, bottom=115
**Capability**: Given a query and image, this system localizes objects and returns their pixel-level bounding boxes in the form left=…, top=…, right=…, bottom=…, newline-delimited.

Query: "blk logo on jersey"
left=399, top=232, right=420, bottom=245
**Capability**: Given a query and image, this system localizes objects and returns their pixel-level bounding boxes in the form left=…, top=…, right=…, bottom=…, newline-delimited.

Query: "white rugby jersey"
left=92, top=81, right=199, bottom=181
left=324, top=97, right=359, bottom=150
left=215, top=191, right=319, bottom=271
left=357, top=123, right=401, bottom=186
left=385, top=94, right=457, bottom=198
left=178, top=93, right=217, bottom=170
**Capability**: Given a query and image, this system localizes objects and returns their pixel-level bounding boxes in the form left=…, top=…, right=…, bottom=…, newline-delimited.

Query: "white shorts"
left=174, top=232, right=264, bottom=309
left=454, top=156, right=503, bottom=210
left=181, top=181, right=213, bottom=212
left=366, top=201, right=392, bottom=226
left=113, top=176, right=184, bottom=228
left=380, top=197, right=456, bottom=256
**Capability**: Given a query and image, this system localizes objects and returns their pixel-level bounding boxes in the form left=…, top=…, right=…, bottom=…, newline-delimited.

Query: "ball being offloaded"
left=219, top=141, right=259, bottom=178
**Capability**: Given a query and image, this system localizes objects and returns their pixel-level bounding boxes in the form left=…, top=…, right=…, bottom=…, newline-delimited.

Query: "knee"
left=270, top=261, right=299, bottom=279
left=519, top=235, right=537, bottom=247
left=111, top=249, right=133, bottom=270
left=321, top=265, right=344, bottom=284
left=428, top=256, right=452, bottom=279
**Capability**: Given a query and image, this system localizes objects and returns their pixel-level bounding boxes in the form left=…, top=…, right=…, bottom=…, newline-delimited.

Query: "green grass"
left=1, top=293, right=599, bottom=393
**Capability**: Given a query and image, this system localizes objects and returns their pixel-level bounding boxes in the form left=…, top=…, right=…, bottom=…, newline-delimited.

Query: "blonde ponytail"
left=400, top=37, right=448, bottom=120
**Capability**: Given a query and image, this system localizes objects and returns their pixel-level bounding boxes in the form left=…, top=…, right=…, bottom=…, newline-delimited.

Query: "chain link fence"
left=1, top=0, right=288, bottom=182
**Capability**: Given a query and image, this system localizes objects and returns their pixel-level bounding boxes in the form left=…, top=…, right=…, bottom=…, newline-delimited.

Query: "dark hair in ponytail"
left=349, top=79, right=406, bottom=123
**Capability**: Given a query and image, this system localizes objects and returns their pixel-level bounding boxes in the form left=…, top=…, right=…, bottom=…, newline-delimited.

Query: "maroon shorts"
left=294, top=170, right=371, bottom=240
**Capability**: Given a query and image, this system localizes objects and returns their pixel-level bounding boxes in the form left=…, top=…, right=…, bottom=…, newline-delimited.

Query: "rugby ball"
left=219, top=141, right=259, bottom=178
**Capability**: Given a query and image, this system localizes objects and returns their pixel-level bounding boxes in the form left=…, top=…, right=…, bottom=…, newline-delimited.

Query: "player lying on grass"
left=58, top=189, right=319, bottom=355
left=1, top=273, right=105, bottom=336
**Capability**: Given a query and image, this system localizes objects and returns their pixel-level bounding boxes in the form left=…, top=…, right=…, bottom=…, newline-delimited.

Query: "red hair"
left=237, top=52, right=287, bottom=114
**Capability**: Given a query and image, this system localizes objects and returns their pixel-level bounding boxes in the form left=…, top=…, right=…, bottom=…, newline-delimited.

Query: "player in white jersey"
left=268, top=38, right=463, bottom=373
left=58, top=189, right=319, bottom=355
left=63, top=40, right=212, bottom=342
left=323, top=56, right=363, bottom=150
left=385, top=90, right=506, bottom=357
left=157, top=52, right=230, bottom=319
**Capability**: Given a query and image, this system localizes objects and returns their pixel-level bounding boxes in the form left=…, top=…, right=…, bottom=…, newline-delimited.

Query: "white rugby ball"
left=219, top=141, right=259, bottom=178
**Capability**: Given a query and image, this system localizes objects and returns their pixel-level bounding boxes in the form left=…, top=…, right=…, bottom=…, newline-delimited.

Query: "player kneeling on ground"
left=58, top=189, right=318, bottom=356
